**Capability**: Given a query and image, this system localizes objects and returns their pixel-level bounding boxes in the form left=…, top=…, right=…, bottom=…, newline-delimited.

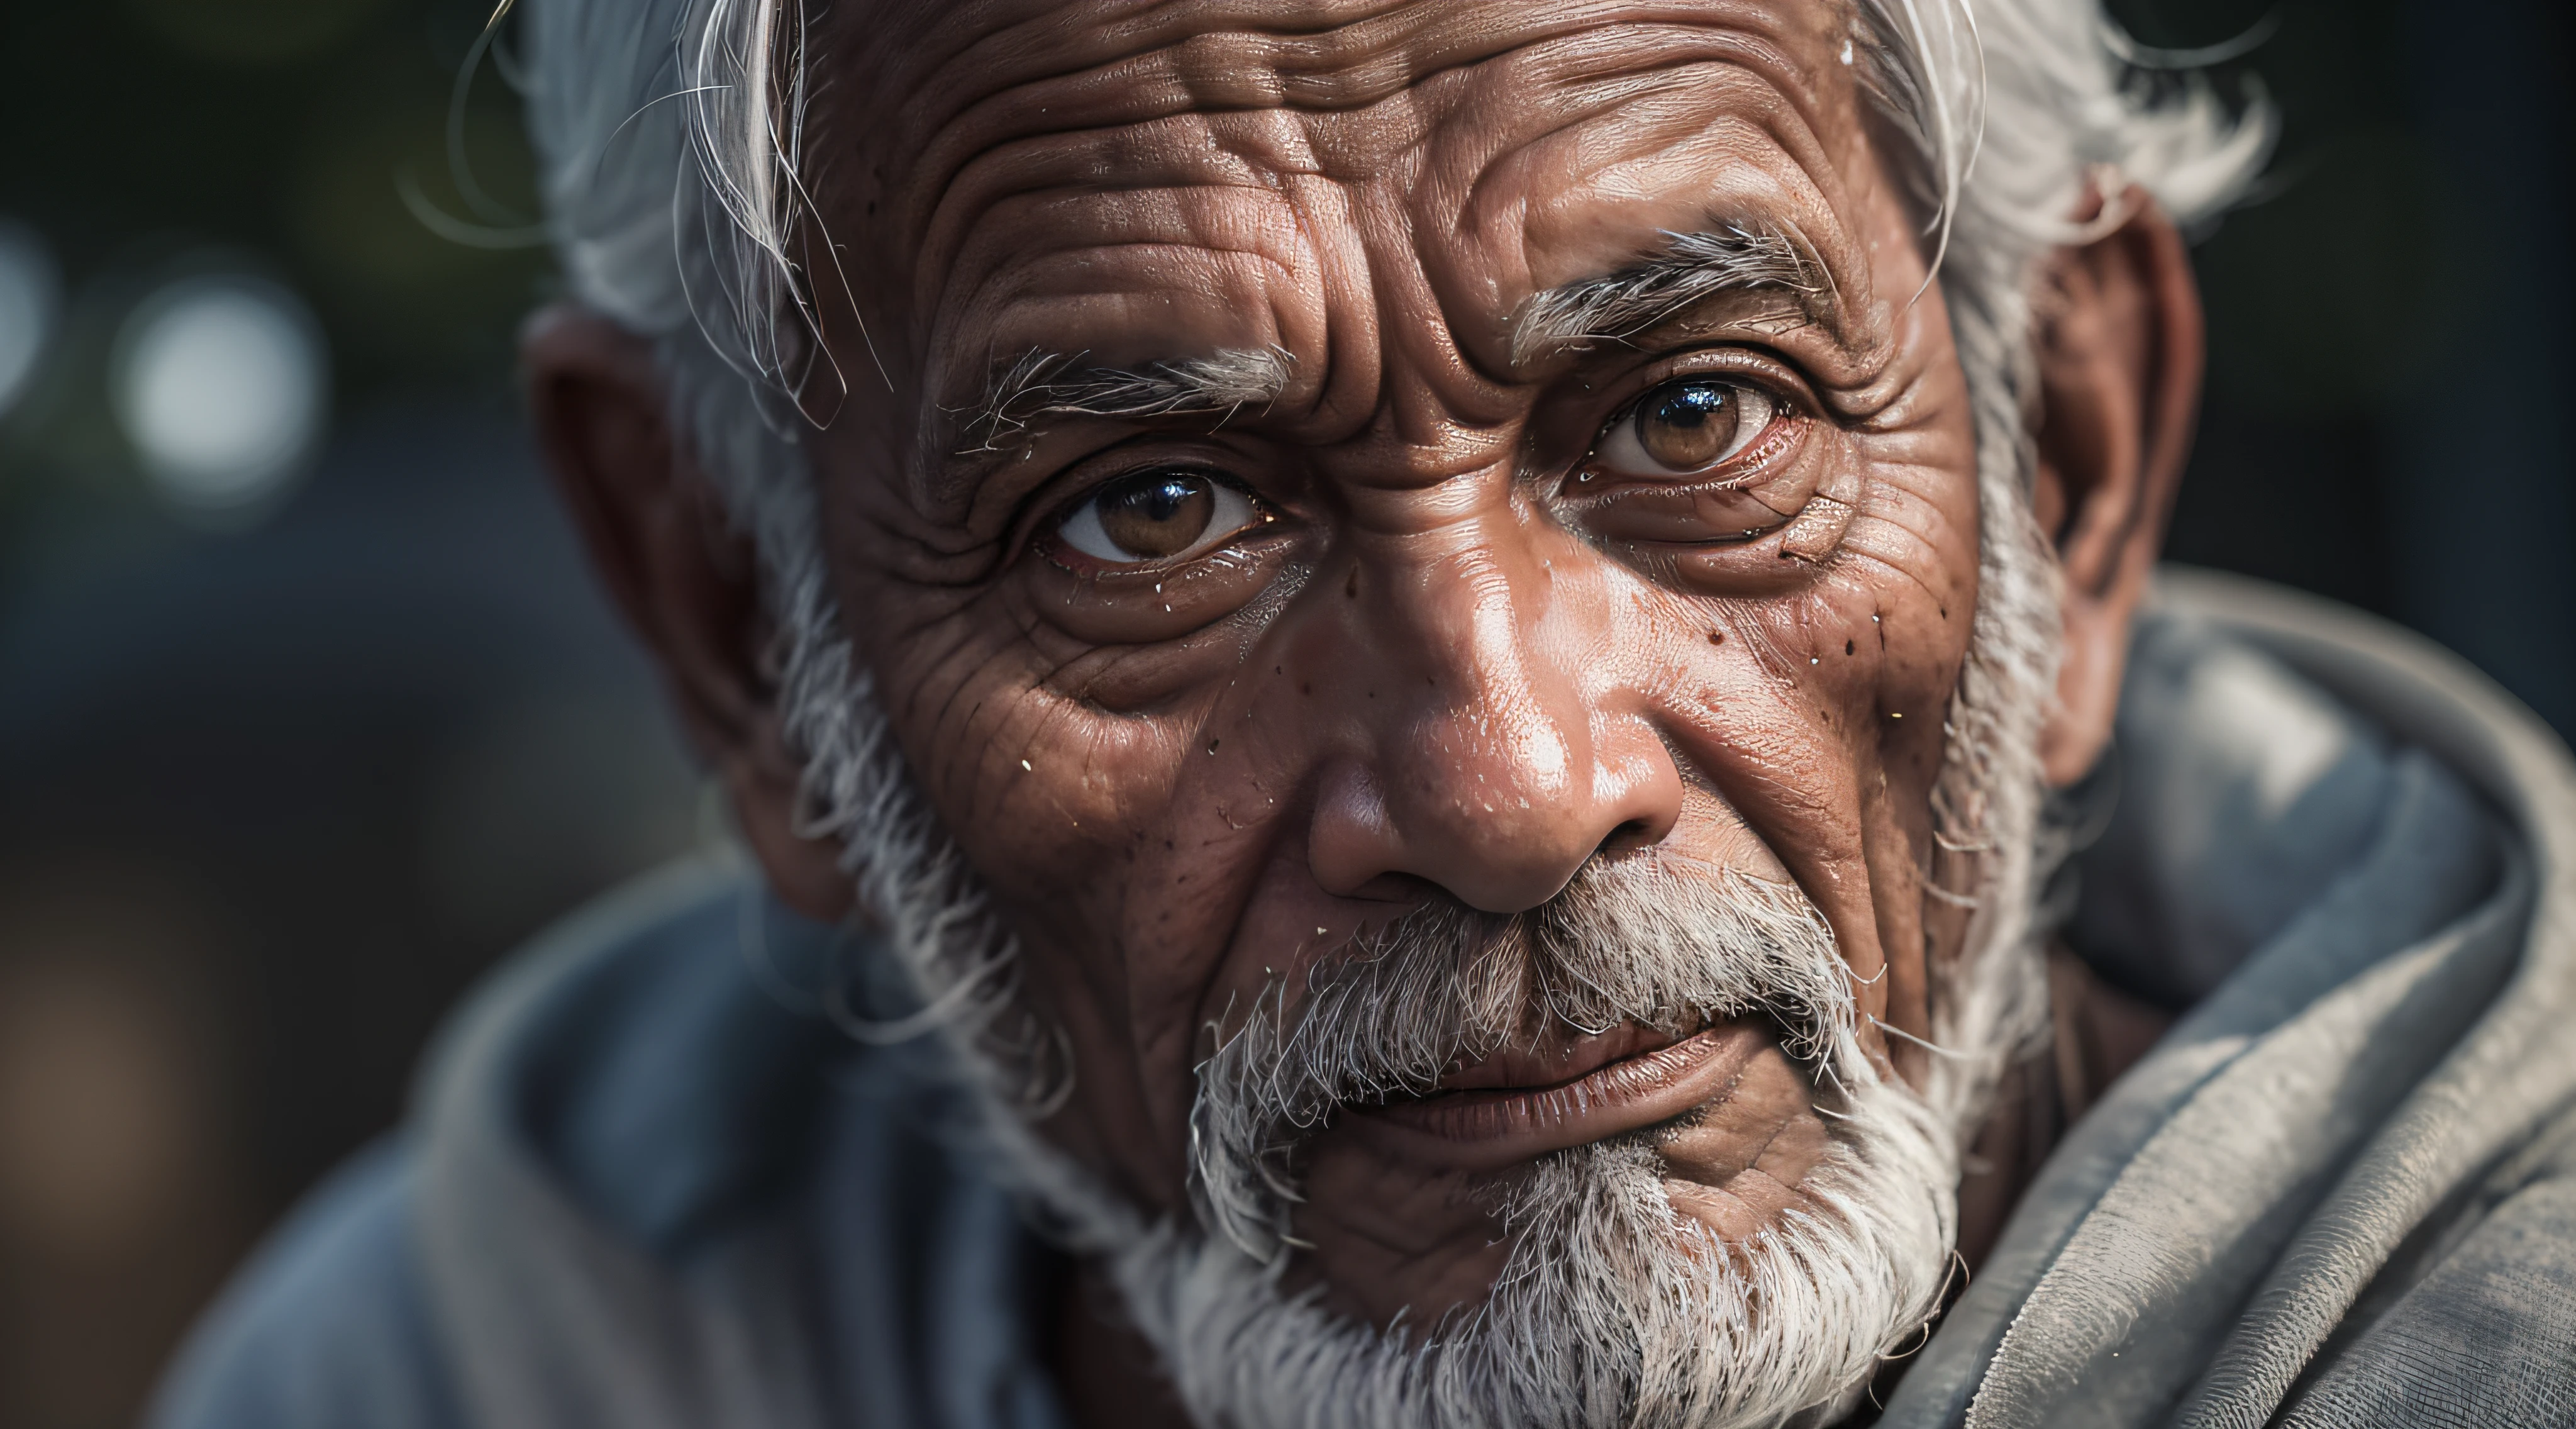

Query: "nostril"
left=1597, top=819, right=1655, bottom=861
left=1344, top=871, right=1445, bottom=907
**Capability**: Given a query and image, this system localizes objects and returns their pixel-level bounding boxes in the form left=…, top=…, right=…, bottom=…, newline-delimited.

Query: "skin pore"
left=523, top=2, right=2206, bottom=1423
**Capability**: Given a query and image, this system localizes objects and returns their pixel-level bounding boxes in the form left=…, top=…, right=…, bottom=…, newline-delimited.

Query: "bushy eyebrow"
left=954, top=345, right=1294, bottom=453
left=940, top=228, right=1818, bottom=464
left=1508, top=225, right=1831, bottom=369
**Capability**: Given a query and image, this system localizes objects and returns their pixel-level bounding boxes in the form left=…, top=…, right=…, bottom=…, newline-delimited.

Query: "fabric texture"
left=148, top=573, right=2576, bottom=1429
left=2273, top=1111, right=2576, bottom=1428
left=1885, top=569, right=2576, bottom=1429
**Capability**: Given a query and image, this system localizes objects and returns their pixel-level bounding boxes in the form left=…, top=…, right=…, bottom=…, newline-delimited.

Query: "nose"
left=1304, top=538, right=1684, bottom=914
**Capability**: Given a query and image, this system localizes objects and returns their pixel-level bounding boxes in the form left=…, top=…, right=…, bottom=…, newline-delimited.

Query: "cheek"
left=911, top=676, right=1188, bottom=912
left=1661, top=581, right=1923, bottom=787
left=857, top=622, right=1283, bottom=979
left=1633, top=425, right=1978, bottom=894
left=1841, top=474, right=1985, bottom=731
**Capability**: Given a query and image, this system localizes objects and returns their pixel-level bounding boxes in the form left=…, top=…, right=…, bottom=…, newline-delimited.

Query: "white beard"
left=1127, top=859, right=1964, bottom=1429
left=765, top=488, right=2059, bottom=1428
left=1109, top=1091, right=1954, bottom=1429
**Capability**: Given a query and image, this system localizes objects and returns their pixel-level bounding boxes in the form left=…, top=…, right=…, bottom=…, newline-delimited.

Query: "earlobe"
left=521, top=304, right=857, bottom=921
left=2028, top=187, right=2206, bottom=786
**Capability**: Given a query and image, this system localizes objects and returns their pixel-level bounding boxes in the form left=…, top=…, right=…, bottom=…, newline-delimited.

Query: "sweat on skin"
left=525, top=0, right=2201, bottom=1421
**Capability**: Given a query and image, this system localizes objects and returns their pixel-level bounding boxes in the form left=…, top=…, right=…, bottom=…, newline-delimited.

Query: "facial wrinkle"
left=908, top=117, right=1343, bottom=457
left=826, top=0, right=1905, bottom=462
left=887, top=4, right=1487, bottom=255
left=886, top=16, right=1894, bottom=475
left=918, top=131, right=1313, bottom=331
left=887, top=0, right=1613, bottom=187
left=1431, top=44, right=1882, bottom=381
left=1483, top=15, right=1885, bottom=340
left=877, top=3, right=1846, bottom=253
left=1365, top=214, right=1531, bottom=445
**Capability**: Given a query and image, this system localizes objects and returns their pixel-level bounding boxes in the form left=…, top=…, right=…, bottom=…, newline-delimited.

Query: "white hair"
left=518, top=1, right=2268, bottom=1422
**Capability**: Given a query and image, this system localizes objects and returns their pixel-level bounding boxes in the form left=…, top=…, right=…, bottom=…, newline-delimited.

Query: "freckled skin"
left=797, top=0, right=1979, bottom=1331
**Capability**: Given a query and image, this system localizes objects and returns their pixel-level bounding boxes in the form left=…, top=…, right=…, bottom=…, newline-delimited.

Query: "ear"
left=2029, top=185, right=2205, bottom=786
left=521, top=304, right=856, bottom=921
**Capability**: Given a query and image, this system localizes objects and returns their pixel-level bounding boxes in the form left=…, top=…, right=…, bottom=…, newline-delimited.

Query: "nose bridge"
left=1304, top=488, right=1680, bottom=913
left=1387, top=527, right=1578, bottom=805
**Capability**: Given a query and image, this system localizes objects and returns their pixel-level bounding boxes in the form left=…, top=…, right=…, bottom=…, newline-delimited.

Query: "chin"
left=1075, top=1063, right=1956, bottom=1429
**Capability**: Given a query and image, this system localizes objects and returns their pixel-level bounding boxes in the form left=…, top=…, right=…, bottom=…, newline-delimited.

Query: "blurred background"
left=0, top=0, right=2566, bottom=1425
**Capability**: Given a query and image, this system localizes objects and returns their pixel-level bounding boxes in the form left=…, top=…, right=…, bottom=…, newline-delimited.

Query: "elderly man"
left=154, top=1, right=2576, bottom=1426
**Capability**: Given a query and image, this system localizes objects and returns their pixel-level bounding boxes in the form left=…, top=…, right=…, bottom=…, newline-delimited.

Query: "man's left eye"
left=1056, top=468, right=1266, bottom=566
left=1591, top=379, right=1777, bottom=478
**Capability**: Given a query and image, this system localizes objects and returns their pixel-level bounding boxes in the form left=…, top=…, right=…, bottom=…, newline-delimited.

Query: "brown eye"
left=1594, top=379, right=1777, bottom=477
left=1058, top=469, right=1263, bottom=565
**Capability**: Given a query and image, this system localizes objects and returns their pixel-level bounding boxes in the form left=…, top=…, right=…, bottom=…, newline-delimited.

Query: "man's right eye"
left=1055, top=469, right=1266, bottom=567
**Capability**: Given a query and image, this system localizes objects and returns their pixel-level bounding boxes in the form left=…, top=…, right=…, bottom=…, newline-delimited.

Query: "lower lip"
left=1348, top=1024, right=1770, bottom=1172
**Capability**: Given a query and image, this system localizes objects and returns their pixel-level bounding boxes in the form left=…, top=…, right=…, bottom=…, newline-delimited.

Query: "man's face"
left=804, top=0, right=1982, bottom=1331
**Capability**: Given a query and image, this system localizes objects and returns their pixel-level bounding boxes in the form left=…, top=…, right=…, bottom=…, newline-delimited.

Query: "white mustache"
left=1190, top=857, right=1871, bottom=1262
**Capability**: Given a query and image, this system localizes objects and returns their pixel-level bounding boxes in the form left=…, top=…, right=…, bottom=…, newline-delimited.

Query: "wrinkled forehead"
left=827, top=0, right=1887, bottom=428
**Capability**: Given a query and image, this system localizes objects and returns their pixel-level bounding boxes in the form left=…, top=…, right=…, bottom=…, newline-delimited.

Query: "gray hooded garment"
left=152, top=570, right=2576, bottom=1429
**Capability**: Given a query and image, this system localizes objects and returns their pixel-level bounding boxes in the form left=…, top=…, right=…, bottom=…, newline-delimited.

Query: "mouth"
left=1345, top=1020, right=1774, bottom=1174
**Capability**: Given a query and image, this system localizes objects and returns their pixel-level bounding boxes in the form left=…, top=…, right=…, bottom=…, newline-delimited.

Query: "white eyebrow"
left=955, top=345, right=1294, bottom=453
left=1508, top=225, right=1829, bottom=368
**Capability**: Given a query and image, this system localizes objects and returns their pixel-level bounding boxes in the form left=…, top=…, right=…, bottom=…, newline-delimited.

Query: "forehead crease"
left=948, top=245, right=1305, bottom=374
left=895, top=3, right=1452, bottom=218
left=888, top=2, right=1833, bottom=218
left=980, top=181, right=1310, bottom=257
left=1457, top=23, right=1852, bottom=213
left=1489, top=81, right=1851, bottom=267
left=915, top=118, right=1305, bottom=289
left=1444, top=50, right=1823, bottom=216
left=916, top=16, right=1846, bottom=286
left=872, top=0, right=1874, bottom=426
left=919, top=126, right=1328, bottom=350
left=914, top=1, right=1522, bottom=132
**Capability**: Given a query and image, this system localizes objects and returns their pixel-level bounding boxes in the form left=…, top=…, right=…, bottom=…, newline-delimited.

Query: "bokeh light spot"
left=112, top=276, right=330, bottom=520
